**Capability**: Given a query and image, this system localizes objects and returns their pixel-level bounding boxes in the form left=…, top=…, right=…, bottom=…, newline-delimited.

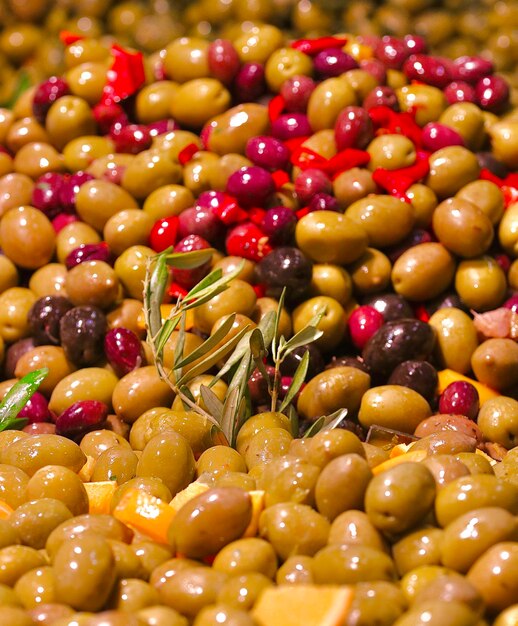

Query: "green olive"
left=109, top=578, right=160, bottom=613
left=328, top=510, right=387, bottom=553
left=307, top=429, right=366, bottom=469
left=9, top=498, right=72, bottom=550
left=426, top=147, right=480, bottom=198
left=212, top=538, right=278, bottom=578
left=0, top=464, right=28, bottom=508
left=456, top=180, right=504, bottom=225
left=428, top=308, right=479, bottom=374
left=0, top=435, right=86, bottom=476
left=455, top=256, right=507, bottom=312
left=440, top=103, right=486, bottom=150
left=217, top=572, right=273, bottom=611
left=275, top=555, right=314, bottom=585
left=396, top=84, right=447, bottom=126
left=292, top=296, right=347, bottom=351
left=392, top=527, right=445, bottom=576
left=205, top=104, right=269, bottom=156
left=26, top=465, right=89, bottom=517
left=392, top=600, right=480, bottom=626
left=498, top=203, right=518, bottom=257
left=263, top=461, right=319, bottom=508
left=345, top=581, right=407, bottom=626
left=49, top=368, right=118, bottom=416
left=471, top=339, right=518, bottom=391
left=264, top=47, right=313, bottom=92
left=0, top=545, right=46, bottom=586
left=312, top=544, right=397, bottom=584
left=359, top=385, right=432, bottom=434
left=193, top=279, right=256, bottom=335
left=477, top=396, right=518, bottom=449
left=309, top=264, right=353, bottom=307
left=307, top=78, right=357, bottom=130
left=14, top=565, right=56, bottom=609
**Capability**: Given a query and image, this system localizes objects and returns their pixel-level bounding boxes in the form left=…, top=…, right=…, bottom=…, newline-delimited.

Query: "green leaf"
left=147, top=253, right=169, bottom=340
left=1, top=71, right=31, bottom=109
left=281, top=326, right=323, bottom=358
left=287, top=404, right=299, bottom=438
left=175, top=324, right=251, bottom=387
left=302, top=416, right=326, bottom=438
left=178, top=385, right=196, bottom=411
left=164, top=249, right=215, bottom=269
left=199, top=385, right=224, bottom=424
left=321, top=408, right=348, bottom=432
left=271, top=288, right=286, bottom=360
left=184, top=268, right=223, bottom=299
left=258, top=311, right=276, bottom=351
left=183, top=261, right=245, bottom=304
left=279, top=350, right=309, bottom=413
left=220, top=385, right=240, bottom=445
left=0, top=368, right=49, bottom=432
left=173, top=311, right=187, bottom=381
left=155, top=316, right=180, bottom=361
left=174, top=314, right=236, bottom=370
left=249, top=328, right=265, bottom=361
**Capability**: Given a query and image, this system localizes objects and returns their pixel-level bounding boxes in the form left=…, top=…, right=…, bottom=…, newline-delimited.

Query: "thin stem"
left=270, top=362, right=281, bottom=412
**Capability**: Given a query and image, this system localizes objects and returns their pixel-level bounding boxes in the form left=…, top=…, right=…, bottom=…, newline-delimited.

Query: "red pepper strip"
left=178, top=143, right=199, bottom=165
left=504, top=173, right=518, bottom=189
left=291, top=36, right=348, bottom=56
left=479, top=168, right=504, bottom=186
left=291, top=146, right=370, bottom=176
left=296, top=207, right=310, bottom=220
left=248, top=207, right=266, bottom=226
left=59, top=31, right=84, bottom=46
left=252, top=284, right=267, bottom=298
left=167, top=282, right=188, bottom=299
left=502, top=186, right=518, bottom=208
left=271, top=169, right=291, bottom=189
left=101, top=44, right=145, bottom=105
left=413, top=304, right=430, bottom=323
left=479, top=169, right=518, bottom=207
left=212, top=198, right=248, bottom=226
left=268, top=95, right=286, bottom=123
left=368, top=105, right=423, bottom=148
left=372, top=151, right=430, bottom=198
left=283, top=136, right=311, bottom=156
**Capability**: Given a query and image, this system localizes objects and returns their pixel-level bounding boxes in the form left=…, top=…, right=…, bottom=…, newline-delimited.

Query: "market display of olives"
left=0, top=0, right=516, bottom=624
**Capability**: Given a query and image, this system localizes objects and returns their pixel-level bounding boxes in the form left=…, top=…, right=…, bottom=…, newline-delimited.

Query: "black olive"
left=256, top=247, right=313, bottom=302
left=59, top=305, right=107, bottom=367
left=29, top=296, right=73, bottom=346
left=388, top=360, right=439, bottom=406
left=363, top=293, right=414, bottom=321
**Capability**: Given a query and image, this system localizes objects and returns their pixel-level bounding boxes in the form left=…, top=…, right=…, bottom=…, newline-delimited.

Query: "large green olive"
left=205, top=104, right=269, bottom=155
left=422, top=455, right=471, bottom=489
left=193, top=279, right=257, bottom=334
left=275, top=555, right=315, bottom=585
left=259, top=502, right=330, bottom=560
left=393, top=527, right=445, bottom=576
left=392, top=600, right=480, bottom=626
left=169, top=487, right=251, bottom=558
left=212, top=538, right=278, bottom=578
left=471, top=338, right=518, bottom=391
left=265, top=47, right=313, bottom=92
left=243, top=427, right=293, bottom=470
left=440, top=507, right=518, bottom=573
left=348, top=248, right=392, bottom=296
left=312, top=544, right=397, bottom=584
left=328, top=510, right=387, bottom=553
left=345, top=195, right=415, bottom=248
left=439, top=103, right=485, bottom=150
left=217, top=572, right=273, bottom=611
left=14, top=565, right=56, bottom=608
left=345, top=581, right=407, bottom=626
left=315, top=454, right=372, bottom=521
left=489, top=121, right=518, bottom=168
left=456, top=180, right=504, bottom=225
left=413, top=572, right=483, bottom=614
left=367, top=134, right=416, bottom=171
left=467, top=542, right=518, bottom=613
left=435, top=474, right=518, bottom=527
left=170, top=79, right=231, bottom=128
left=0, top=545, right=46, bottom=586
left=235, top=412, right=292, bottom=457
left=0, top=464, right=28, bottom=508
left=307, top=429, right=365, bottom=469
left=262, top=460, right=319, bottom=508
left=307, top=77, right=357, bottom=130
left=26, top=465, right=89, bottom=517
left=91, top=447, right=138, bottom=484
left=455, top=256, right=507, bottom=311
left=426, top=147, right=480, bottom=198
left=309, top=264, right=353, bottom=307
left=54, top=534, right=116, bottom=611
left=359, top=385, right=432, bottom=434
left=296, top=211, right=368, bottom=265
left=49, top=368, right=118, bottom=416
left=365, top=462, right=436, bottom=535
left=292, top=296, right=347, bottom=351
left=397, top=84, right=447, bottom=126
left=477, top=396, right=518, bottom=449
left=428, top=308, right=479, bottom=374
left=499, top=203, right=518, bottom=257
left=297, top=366, right=371, bottom=422
left=137, top=605, right=188, bottom=626
left=9, top=498, right=72, bottom=550
left=75, top=179, right=138, bottom=232
left=136, top=432, right=195, bottom=497
left=109, top=578, right=160, bottom=613
left=392, top=242, right=455, bottom=301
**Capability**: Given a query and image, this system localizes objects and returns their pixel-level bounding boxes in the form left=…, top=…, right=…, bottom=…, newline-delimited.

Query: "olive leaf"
left=174, top=314, right=236, bottom=370
left=220, top=385, right=241, bottom=446
left=279, top=350, right=309, bottom=413
left=1, top=70, right=31, bottom=109
left=200, top=385, right=224, bottom=424
left=249, top=327, right=266, bottom=361
left=173, top=311, right=187, bottom=382
left=178, top=385, right=196, bottom=412
left=287, top=403, right=300, bottom=438
left=280, top=326, right=324, bottom=358
left=164, top=248, right=215, bottom=269
left=303, top=408, right=349, bottom=438
left=0, top=368, right=49, bottom=432
left=146, top=253, right=169, bottom=341
left=271, top=288, right=286, bottom=361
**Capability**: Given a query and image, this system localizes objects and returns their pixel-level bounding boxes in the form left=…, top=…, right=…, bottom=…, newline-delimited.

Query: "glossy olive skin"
left=0, top=545, right=46, bottom=587
left=365, top=463, right=436, bottom=535
left=259, top=502, right=330, bottom=561
left=471, top=339, right=518, bottom=392
left=435, top=475, right=518, bottom=527
left=345, top=581, right=407, bottom=626
left=362, top=319, right=436, bottom=380
left=312, top=544, right=397, bottom=584
left=455, top=256, right=507, bottom=312
left=387, top=360, right=438, bottom=406
left=428, top=307, right=478, bottom=374
left=9, top=497, right=72, bottom=550
left=440, top=507, right=518, bottom=573
left=328, top=510, right=387, bottom=553
left=393, top=527, right=445, bottom=576
left=392, top=600, right=480, bottom=626
left=477, top=396, right=518, bottom=449
left=169, top=487, right=252, bottom=558
left=359, top=385, right=432, bottom=433
left=297, top=366, right=371, bottom=422
left=292, top=296, right=347, bottom=351
left=212, top=537, right=278, bottom=578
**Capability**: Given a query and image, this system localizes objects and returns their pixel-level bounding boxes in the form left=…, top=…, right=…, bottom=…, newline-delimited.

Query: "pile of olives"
left=0, top=2, right=516, bottom=624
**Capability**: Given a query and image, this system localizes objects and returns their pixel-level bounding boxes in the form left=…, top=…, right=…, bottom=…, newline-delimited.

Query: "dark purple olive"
left=32, top=172, right=64, bottom=219
left=425, top=292, right=471, bottom=316
left=421, top=123, right=465, bottom=152
left=280, top=343, right=325, bottom=379
left=444, top=81, right=476, bottom=105
left=245, top=136, right=290, bottom=171
left=452, top=56, right=494, bottom=84
left=359, top=59, right=387, bottom=84
left=93, top=102, right=128, bottom=135
left=438, top=381, right=480, bottom=421
left=147, top=119, right=180, bottom=138
left=262, top=206, right=297, bottom=245
left=29, top=296, right=74, bottom=346
left=476, top=152, right=509, bottom=178
left=59, top=305, right=107, bottom=367
left=104, top=327, right=145, bottom=377
left=334, top=106, right=374, bottom=151
left=65, top=242, right=112, bottom=270
left=308, top=193, right=340, bottom=213
left=326, top=355, right=370, bottom=374
left=313, top=48, right=358, bottom=78
left=248, top=365, right=276, bottom=405
left=55, top=400, right=109, bottom=439
left=280, top=75, right=316, bottom=112
left=363, top=293, right=414, bottom=321
left=475, top=75, right=510, bottom=112
left=270, top=113, right=312, bottom=141
left=256, top=246, right=312, bottom=302
left=226, top=166, right=275, bottom=208
left=111, top=123, right=152, bottom=154
left=403, top=54, right=451, bottom=88
left=208, top=39, right=240, bottom=85
left=234, top=62, right=266, bottom=102
left=388, top=360, right=438, bottom=405
left=363, top=86, right=399, bottom=111
left=18, top=392, right=51, bottom=424
left=294, top=168, right=332, bottom=205
left=59, top=171, right=95, bottom=212
left=387, top=229, right=434, bottom=263
left=32, top=77, right=70, bottom=123
left=4, top=338, right=35, bottom=378
left=375, top=36, right=410, bottom=70
left=362, top=319, right=436, bottom=380
left=177, top=206, right=225, bottom=245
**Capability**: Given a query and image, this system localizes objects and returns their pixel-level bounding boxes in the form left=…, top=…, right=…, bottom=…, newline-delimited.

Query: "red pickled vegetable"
left=373, top=150, right=430, bottom=199
left=101, top=44, right=145, bottom=105
left=290, top=36, right=348, bottom=56
left=268, top=94, right=286, bottom=122
left=178, top=143, right=200, bottom=165
left=59, top=31, right=84, bottom=46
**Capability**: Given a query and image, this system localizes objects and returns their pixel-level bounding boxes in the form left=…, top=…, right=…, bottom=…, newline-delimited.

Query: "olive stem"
left=270, top=363, right=281, bottom=412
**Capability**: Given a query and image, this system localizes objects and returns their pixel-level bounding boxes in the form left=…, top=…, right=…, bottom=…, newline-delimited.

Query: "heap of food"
left=0, top=1, right=516, bottom=625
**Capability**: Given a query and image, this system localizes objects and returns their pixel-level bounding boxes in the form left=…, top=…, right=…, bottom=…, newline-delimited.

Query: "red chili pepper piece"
left=479, top=168, right=504, bottom=187
left=271, top=170, right=291, bottom=189
left=368, top=105, right=423, bottom=147
left=59, top=31, right=84, bottom=46
left=296, top=207, right=310, bottom=220
left=413, top=304, right=430, bottom=323
left=291, top=36, right=348, bottom=56
left=268, top=95, right=286, bottom=122
left=168, top=282, right=188, bottom=299
left=178, top=143, right=199, bottom=165
left=101, top=44, right=145, bottom=105
left=248, top=207, right=266, bottom=226
left=149, top=216, right=179, bottom=252
left=291, top=146, right=370, bottom=177
left=212, top=197, right=248, bottom=225
left=283, top=136, right=311, bottom=155
left=504, top=173, right=518, bottom=189
left=252, top=284, right=267, bottom=298
left=502, top=186, right=518, bottom=208
left=373, top=150, right=430, bottom=198
left=226, top=222, right=272, bottom=262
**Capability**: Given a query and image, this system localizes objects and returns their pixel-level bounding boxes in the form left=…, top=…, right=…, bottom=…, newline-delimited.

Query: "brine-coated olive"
left=393, top=527, right=445, bottom=575
left=359, top=385, right=432, bottom=433
left=9, top=497, right=72, bottom=549
left=428, top=307, right=478, bottom=374
left=471, top=339, right=518, bottom=391
left=212, top=538, right=278, bottom=578
left=345, top=581, right=407, bottom=626
left=328, top=510, right=387, bottom=553
left=26, top=465, right=89, bottom=516
left=312, top=544, right=397, bottom=584
left=387, top=360, right=438, bottom=405
left=158, top=567, right=227, bottom=619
